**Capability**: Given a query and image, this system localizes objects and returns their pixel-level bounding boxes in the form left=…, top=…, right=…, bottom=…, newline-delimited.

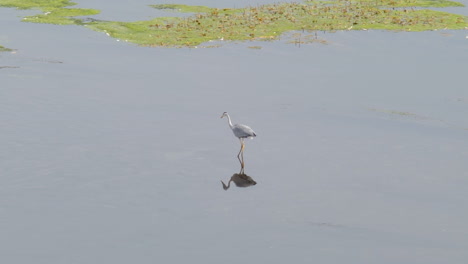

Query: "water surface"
left=1, top=1, right=468, bottom=264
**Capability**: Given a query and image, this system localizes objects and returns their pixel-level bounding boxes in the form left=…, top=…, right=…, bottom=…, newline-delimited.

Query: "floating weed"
left=23, top=8, right=100, bottom=25
left=1, top=0, right=467, bottom=47
left=0, top=0, right=100, bottom=25
left=368, top=107, right=468, bottom=130
left=287, top=32, right=329, bottom=46
left=369, top=108, right=429, bottom=119
left=0, top=0, right=76, bottom=9
left=0, top=45, right=12, bottom=52
left=150, top=4, right=235, bottom=14
left=351, top=0, right=465, bottom=7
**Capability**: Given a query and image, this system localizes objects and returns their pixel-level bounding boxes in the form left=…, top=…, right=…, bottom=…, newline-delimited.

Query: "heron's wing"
left=232, top=124, right=256, bottom=138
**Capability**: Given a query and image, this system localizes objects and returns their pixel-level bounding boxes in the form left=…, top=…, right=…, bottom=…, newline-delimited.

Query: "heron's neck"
left=222, top=180, right=231, bottom=190
left=226, top=114, right=233, bottom=129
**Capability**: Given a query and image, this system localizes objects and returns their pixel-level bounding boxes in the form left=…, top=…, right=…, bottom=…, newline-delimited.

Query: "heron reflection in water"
left=220, top=112, right=256, bottom=168
left=221, top=170, right=257, bottom=190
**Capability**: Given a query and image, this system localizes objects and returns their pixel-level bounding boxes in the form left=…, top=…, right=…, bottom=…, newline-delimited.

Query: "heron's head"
left=220, top=112, right=228, bottom=118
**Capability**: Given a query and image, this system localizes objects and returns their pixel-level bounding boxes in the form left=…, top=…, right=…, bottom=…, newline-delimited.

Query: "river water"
left=1, top=1, right=468, bottom=263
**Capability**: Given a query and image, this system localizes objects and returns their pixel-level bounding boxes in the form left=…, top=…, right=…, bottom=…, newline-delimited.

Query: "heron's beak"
left=220, top=114, right=224, bottom=118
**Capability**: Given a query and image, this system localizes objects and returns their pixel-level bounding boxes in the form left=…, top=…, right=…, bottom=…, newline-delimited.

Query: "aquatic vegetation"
left=288, top=32, right=329, bottom=45
left=103, top=1, right=467, bottom=46
left=352, top=0, right=465, bottom=7
left=149, top=4, right=231, bottom=14
left=0, top=0, right=75, bottom=9
left=368, top=108, right=468, bottom=130
left=370, top=108, right=419, bottom=116
left=0, top=0, right=100, bottom=25
left=1, top=0, right=467, bottom=47
left=23, top=8, right=100, bottom=25
left=0, top=45, right=12, bottom=52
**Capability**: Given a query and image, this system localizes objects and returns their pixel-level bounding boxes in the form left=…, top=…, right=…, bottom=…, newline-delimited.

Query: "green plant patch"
left=349, top=0, right=465, bottom=7
left=126, top=1, right=467, bottom=46
left=0, top=45, right=12, bottom=52
left=1, top=0, right=467, bottom=47
left=23, top=8, right=100, bottom=25
left=0, top=0, right=75, bottom=9
left=151, top=4, right=222, bottom=14
left=0, top=0, right=100, bottom=25
left=370, top=108, right=418, bottom=116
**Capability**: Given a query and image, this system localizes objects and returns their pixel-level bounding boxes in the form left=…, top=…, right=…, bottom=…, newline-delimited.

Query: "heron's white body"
left=222, top=113, right=256, bottom=139
left=221, top=112, right=256, bottom=169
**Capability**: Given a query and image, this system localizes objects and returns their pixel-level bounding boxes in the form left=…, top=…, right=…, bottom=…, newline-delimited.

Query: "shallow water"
left=1, top=1, right=468, bottom=264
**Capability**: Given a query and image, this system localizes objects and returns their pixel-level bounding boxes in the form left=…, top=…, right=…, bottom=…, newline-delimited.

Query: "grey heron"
left=221, top=173, right=257, bottom=190
left=220, top=112, right=256, bottom=168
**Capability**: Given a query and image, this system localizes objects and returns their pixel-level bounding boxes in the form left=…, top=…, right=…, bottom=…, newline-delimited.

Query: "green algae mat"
left=1, top=0, right=467, bottom=47
left=0, top=45, right=12, bottom=52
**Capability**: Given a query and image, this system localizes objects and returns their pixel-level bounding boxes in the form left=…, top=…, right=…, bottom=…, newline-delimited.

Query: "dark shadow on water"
left=221, top=168, right=257, bottom=190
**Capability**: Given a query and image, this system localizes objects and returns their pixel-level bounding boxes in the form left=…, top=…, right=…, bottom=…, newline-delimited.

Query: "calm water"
left=1, top=1, right=468, bottom=263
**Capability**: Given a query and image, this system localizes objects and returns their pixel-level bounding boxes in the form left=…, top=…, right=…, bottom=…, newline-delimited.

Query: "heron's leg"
left=240, top=139, right=245, bottom=168
left=237, top=139, right=244, bottom=167
left=237, top=154, right=243, bottom=168
left=237, top=138, right=243, bottom=157
left=241, top=144, right=244, bottom=164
